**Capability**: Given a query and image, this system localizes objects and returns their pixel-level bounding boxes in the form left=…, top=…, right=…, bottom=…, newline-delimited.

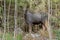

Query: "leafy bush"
left=53, top=29, right=60, bottom=40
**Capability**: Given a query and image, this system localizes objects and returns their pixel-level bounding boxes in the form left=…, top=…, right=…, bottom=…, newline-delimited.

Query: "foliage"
left=6, top=0, right=15, bottom=3
left=4, top=33, right=22, bottom=40
left=53, top=29, right=60, bottom=40
left=52, top=0, right=60, bottom=3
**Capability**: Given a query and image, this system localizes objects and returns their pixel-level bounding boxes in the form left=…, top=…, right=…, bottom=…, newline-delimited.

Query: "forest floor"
left=0, top=28, right=60, bottom=40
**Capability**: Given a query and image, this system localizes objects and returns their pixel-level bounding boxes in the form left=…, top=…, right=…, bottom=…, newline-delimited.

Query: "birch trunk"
left=7, top=0, right=11, bottom=33
left=14, top=0, right=18, bottom=40
left=2, top=0, right=6, bottom=40
left=47, top=0, right=52, bottom=40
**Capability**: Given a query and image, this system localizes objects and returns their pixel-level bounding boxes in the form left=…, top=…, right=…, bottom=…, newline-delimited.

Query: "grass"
left=0, top=32, right=22, bottom=40
left=53, top=29, right=60, bottom=40
left=5, top=33, right=13, bottom=40
left=0, top=29, right=60, bottom=40
left=16, top=34, right=22, bottom=40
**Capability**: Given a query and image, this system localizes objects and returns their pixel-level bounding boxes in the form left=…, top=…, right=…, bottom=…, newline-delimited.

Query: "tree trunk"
left=2, top=0, right=6, bottom=40
left=7, top=0, right=11, bottom=33
left=13, top=0, right=18, bottom=40
left=47, top=0, right=52, bottom=40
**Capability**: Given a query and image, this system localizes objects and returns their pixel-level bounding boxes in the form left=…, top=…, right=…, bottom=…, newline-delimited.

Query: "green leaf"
left=52, top=0, right=59, bottom=3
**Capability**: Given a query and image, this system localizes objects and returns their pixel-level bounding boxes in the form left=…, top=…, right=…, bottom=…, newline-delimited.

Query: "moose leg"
left=42, top=25, right=45, bottom=31
left=29, top=24, right=32, bottom=33
left=34, top=25, right=38, bottom=33
left=44, top=20, right=48, bottom=31
left=42, top=22, right=47, bottom=31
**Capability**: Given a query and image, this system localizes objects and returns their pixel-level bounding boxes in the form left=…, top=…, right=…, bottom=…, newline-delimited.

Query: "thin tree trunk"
left=14, top=0, right=18, bottom=40
left=0, top=1, right=2, bottom=40
left=51, top=0, right=52, bottom=15
left=7, top=0, right=11, bottom=33
left=2, top=0, right=6, bottom=40
left=47, top=0, right=52, bottom=40
left=55, top=4, right=58, bottom=16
